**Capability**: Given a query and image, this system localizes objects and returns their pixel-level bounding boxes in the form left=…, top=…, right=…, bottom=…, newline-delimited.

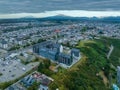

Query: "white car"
left=22, top=68, right=26, bottom=71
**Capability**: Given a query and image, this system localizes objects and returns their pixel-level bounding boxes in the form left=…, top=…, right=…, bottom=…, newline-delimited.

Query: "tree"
left=44, top=59, right=51, bottom=68
left=27, top=82, right=39, bottom=90
left=49, top=82, right=58, bottom=90
left=38, top=62, right=45, bottom=72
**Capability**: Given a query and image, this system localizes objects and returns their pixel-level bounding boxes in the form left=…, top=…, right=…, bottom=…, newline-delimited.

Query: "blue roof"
left=8, top=86, right=14, bottom=90
left=49, top=50, right=57, bottom=55
left=40, top=84, right=48, bottom=90
left=1, top=40, right=7, bottom=44
left=113, top=84, right=119, bottom=90
left=53, top=43, right=61, bottom=48
left=71, top=48, right=80, bottom=52
left=21, top=76, right=35, bottom=87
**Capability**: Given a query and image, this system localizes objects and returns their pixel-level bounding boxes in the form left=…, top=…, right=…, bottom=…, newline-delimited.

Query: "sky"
left=0, top=0, right=120, bottom=18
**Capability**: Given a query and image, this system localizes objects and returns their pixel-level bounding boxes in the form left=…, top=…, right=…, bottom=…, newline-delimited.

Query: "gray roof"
left=1, top=40, right=7, bottom=44
left=71, top=48, right=80, bottom=52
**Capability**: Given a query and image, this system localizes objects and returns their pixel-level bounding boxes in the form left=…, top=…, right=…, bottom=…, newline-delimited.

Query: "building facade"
left=33, top=41, right=80, bottom=66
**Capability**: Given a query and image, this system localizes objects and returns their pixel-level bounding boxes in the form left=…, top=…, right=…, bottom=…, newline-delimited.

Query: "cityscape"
left=0, top=0, right=120, bottom=90
left=0, top=19, right=120, bottom=90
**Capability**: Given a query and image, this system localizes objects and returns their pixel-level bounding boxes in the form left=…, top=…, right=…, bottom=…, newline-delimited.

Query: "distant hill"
left=101, top=16, right=120, bottom=21
left=1, top=15, right=120, bottom=22
left=39, top=15, right=120, bottom=22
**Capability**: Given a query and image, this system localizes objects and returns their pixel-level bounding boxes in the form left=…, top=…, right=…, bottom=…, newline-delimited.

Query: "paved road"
left=107, top=45, right=114, bottom=59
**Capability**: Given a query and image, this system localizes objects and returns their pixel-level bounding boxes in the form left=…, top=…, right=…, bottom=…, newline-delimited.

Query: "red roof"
left=54, top=30, right=60, bottom=33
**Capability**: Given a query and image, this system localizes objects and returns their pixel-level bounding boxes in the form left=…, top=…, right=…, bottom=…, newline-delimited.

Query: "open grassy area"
left=99, top=70, right=109, bottom=86
left=69, top=55, right=87, bottom=71
left=76, top=40, right=96, bottom=48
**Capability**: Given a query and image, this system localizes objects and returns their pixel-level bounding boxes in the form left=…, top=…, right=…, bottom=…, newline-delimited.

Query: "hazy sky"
left=0, top=0, right=120, bottom=14
left=0, top=0, right=120, bottom=18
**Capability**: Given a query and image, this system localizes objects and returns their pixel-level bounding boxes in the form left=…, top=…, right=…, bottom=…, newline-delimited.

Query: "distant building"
left=6, top=86, right=15, bottom=90
left=21, top=76, right=35, bottom=87
left=117, top=66, right=120, bottom=85
left=39, top=84, right=49, bottom=90
left=33, top=41, right=80, bottom=66
left=16, top=38, right=23, bottom=45
left=0, top=40, right=8, bottom=49
left=17, top=53, right=36, bottom=63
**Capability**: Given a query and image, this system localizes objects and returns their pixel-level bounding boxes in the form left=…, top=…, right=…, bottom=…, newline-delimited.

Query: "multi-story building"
left=58, top=53, right=73, bottom=65
left=33, top=41, right=80, bottom=66
left=0, top=40, right=8, bottom=49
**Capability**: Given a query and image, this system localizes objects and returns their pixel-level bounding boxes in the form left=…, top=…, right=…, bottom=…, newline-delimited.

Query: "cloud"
left=0, top=0, right=120, bottom=14
left=0, top=10, right=120, bottom=19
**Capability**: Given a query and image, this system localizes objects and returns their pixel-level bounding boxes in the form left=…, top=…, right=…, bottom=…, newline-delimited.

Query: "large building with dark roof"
left=33, top=41, right=80, bottom=66
left=58, top=53, right=73, bottom=65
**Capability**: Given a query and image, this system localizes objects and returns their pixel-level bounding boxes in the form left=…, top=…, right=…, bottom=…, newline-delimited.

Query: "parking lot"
left=0, top=57, right=39, bottom=83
